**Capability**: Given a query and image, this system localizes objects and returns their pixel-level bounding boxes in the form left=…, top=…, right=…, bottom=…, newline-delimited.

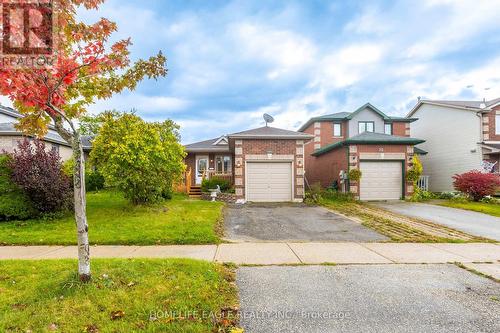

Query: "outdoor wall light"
left=236, top=161, right=242, bottom=167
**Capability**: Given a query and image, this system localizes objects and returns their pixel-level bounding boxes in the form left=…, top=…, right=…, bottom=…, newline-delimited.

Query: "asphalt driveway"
left=375, top=202, right=500, bottom=241
left=224, top=203, right=388, bottom=242
left=237, top=264, right=500, bottom=333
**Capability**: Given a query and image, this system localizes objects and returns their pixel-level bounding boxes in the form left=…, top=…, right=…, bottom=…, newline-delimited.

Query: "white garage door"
left=359, top=161, right=403, bottom=201
left=246, top=162, right=292, bottom=202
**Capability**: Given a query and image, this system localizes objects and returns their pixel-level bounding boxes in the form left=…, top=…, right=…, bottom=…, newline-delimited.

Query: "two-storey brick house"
left=298, top=103, right=425, bottom=200
left=408, top=98, right=500, bottom=192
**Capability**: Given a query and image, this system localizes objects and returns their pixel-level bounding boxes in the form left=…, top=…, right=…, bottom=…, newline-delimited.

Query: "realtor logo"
left=1, top=0, right=56, bottom=68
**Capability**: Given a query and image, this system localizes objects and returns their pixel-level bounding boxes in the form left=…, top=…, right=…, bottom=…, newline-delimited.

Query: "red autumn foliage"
left=9, top=139, right=73, bottom=213
left=452, top=170, right=500, bottom=201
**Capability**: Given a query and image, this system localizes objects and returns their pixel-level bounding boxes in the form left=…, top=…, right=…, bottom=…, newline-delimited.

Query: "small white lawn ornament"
left=209, top=185, right=221, bottom=202
left=481, top=160, right=497, bottom=173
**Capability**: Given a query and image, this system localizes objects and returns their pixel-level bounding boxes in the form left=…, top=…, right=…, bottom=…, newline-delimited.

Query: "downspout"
left=476, top=110, right=484, bottom=165
left=476, top=111, right=483, bottom=143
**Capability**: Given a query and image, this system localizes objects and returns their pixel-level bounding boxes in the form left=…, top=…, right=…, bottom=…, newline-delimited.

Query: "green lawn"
left=0, top=191, right=224, bottom=245
left=0, top=259, right=239, bottom=332
left=438, top=200, right=500, bottom=217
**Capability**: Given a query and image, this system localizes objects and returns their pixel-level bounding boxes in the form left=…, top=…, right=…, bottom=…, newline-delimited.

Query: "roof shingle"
left=312, top=132, right=425, bottom=156
left=228, top=126, right=313, bottom=139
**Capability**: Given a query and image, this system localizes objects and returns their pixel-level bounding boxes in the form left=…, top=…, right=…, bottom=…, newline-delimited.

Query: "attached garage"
left=246, top=162, right=293, bottom=202
left=359, top=161, right=403, bottom=201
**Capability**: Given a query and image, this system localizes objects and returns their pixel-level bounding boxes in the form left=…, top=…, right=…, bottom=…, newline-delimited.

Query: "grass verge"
left=453, top=262, right=499, bottom=283
left=437, top=200, right=500, bottom=218
left=0, top=191, right=224, bottom=245
left=0, top=259, right=240, bottom=332
left=319, top=199, right=490, bottom=243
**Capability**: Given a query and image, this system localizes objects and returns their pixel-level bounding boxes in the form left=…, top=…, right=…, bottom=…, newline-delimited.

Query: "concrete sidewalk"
left=1, top=242, right=498, bottom=266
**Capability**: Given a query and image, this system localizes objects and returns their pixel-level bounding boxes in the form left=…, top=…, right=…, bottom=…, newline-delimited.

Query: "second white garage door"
left=246, top=162, right=292, bottom=202
left=359, top=161, right=403, bottom=201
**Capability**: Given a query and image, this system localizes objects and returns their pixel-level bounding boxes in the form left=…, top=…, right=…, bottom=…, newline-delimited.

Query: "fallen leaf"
left=48, top=323, right=58, bottom=331
left=110, top=310, right=125, bottom=320
left=84, top=324, right=99, bottom=333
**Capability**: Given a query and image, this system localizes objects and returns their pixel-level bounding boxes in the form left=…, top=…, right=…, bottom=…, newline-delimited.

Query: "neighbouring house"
left=298, top=103, right=425, bottom=200
left=184, top=126, right=313, bottom=202
left=0, top=104, right=92, bottom=161
left=407, top=97, right=500, bottom=192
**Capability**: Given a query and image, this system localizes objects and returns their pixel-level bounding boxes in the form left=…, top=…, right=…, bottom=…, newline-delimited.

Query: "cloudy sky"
left=4, top=0, right=500, bottom=144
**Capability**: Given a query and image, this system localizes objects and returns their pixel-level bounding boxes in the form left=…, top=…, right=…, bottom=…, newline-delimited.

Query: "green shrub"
left=436, top=191, right=460, bottom=200
left=86, top=170, right=105, bottom=191
left=406, top=155, right=423, bottom=183
left=408, top=187, right=435, bottom=202
left=305, top=183, right=355, bottom=205
left=0, top=155, right=37, bottom=221
left=91, top=113, right=186, bottom=204
left=63, top=158, right=105, bottom=192
left=348, top=168, right=362, bottom=182
left=201, top=177, right=232, bottom=192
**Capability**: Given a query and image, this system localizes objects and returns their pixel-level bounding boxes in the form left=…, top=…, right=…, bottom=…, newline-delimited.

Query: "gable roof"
left=0, top=122, right=94, bottom=150
left=345, top=103, right=388, bottom=120
left=184, top=136, right=230, bottom=153
left=408, top=97, right=500, bottom=117
left=312, top=132, right=425, bottom=157
left=298, top=103, right=417, bottom=132
left=228, top=126, right=313, bottom=139
left=1, top=104, right=94, bottom=150
left=0, top=105, right=22, bottom=119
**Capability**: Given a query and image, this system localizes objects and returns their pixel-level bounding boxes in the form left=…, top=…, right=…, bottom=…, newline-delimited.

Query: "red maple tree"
left=0, top=0, right=167, bottom=281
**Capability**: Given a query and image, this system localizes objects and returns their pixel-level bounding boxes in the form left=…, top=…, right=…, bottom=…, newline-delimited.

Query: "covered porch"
left=180, top=135, right=234, bottom=196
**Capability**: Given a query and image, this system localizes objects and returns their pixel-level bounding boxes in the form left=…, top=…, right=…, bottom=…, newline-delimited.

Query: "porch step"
left=189, top=186, right=202, bottom=198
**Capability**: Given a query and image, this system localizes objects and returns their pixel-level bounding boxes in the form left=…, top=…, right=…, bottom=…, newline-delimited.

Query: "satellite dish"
left=263, top=113, right=274, bottom=126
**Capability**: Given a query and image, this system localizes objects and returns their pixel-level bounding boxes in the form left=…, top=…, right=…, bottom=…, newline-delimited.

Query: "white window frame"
left=384, top=123, right=392, bottom=135
left=215, top=155, right=232, bottom=174
left=333, top=123, right=342, bottom=137
left=358, top=121, right=375, bottom=134
left=496, top=115, right=500, bottom=135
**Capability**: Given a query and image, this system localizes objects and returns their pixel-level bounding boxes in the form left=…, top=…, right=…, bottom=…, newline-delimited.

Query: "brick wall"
left=305, top=146, right=349, bottom=188
left=393, top=122, right=410, bottom=136
left=233, top=139, right=305, bottom=201
left=484, top=106, right=500, bottom=141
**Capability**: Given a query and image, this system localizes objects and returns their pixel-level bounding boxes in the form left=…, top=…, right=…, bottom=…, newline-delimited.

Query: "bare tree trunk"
left=72, top=132, right=91, bottom=281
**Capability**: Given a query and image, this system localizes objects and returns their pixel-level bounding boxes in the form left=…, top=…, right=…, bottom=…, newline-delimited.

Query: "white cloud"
left=344, top=7, right=392, bottom=35
left=231, top=22, right=316, bottom=79
left=88, top=94, right=191, bottom=115
left=315, top=43, right=385, bottom=88
left=406, top=0, right=500, bottom=58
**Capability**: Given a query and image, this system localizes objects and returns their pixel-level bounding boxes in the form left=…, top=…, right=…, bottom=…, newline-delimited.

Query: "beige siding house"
left=0, top=105, right=92, bottom=161
left=408, top=98, right=500, bottom=192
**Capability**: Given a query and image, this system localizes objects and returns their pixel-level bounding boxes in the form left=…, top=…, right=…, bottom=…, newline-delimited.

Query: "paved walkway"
left=1, top=243, right=499, bottom=278
left=375, top=202, right=500, bottom=241
left=1, top=242, right=498, bottom=265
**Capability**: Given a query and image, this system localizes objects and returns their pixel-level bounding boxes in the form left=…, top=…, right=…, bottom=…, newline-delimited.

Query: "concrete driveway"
left=224, top=203, right=388, bottom=242
left=374, top=202, right=500, bottom=241
left=237, top=264, right=500, bottom=333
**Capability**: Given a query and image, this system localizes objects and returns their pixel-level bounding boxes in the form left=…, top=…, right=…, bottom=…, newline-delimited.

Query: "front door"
left=195, top=155, right=208, bottom=184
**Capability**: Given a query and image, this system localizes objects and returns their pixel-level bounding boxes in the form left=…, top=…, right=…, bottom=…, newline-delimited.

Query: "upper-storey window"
left=496, top=115, right=500, bottom=135
left=333, top=123, right=342, bottom=137
left=358, top=121, right=374, bottom=134
left=384, top=123, right=392, bottom=135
